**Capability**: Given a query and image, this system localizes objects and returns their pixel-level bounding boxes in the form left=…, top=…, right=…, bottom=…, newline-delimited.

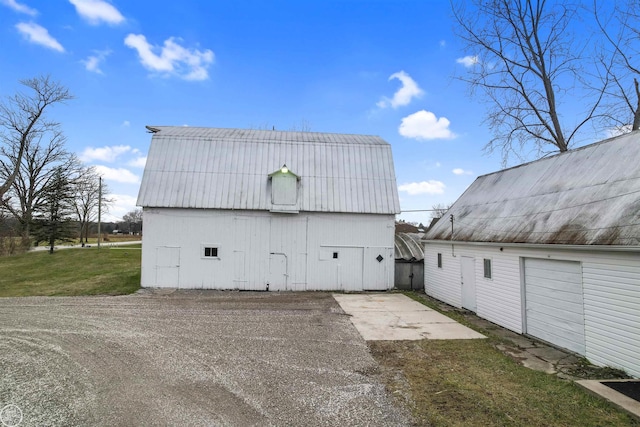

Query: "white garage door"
left=524, top=258, right=585, bottom=354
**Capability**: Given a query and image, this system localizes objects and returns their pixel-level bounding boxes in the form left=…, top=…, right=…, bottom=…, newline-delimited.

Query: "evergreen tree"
left=32, top=167, right=76, bottom=254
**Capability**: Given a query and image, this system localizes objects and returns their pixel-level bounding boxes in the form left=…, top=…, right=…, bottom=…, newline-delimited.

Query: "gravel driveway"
left=0, top=290, right=408, bottom=426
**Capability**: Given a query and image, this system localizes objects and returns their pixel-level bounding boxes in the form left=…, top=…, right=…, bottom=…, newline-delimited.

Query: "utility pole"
left=97, top=176, right=102, bottom=249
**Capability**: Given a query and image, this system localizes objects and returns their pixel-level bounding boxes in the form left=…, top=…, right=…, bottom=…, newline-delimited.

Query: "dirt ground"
left=0, top=290, right=408, bottom=426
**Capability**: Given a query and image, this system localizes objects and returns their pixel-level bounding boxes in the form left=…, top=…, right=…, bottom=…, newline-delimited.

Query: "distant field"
left=0, top=246, right=141, bottom=297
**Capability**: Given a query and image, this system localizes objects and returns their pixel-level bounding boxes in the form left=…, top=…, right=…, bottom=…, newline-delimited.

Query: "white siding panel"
left=424, top=243, right=640, bottom=377
left=424, top=244, right=524, bottom=333
left=582, top=252, right=640, bottom=377
left=141, top=208, right=394, bottom=292
left=424, top=244, right=462, bottom=308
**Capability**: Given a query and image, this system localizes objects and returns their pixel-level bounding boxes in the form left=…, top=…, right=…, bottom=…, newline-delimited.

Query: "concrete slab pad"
left=333, top=294, right=485, bottom=341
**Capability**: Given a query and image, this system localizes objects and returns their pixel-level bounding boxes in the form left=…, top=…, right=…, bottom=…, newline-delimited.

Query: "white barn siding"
left=424, top=243, right=523, bottom=333
left=424, top=241, right=640, bottom=377
left=142, top=208, right=395, bottom=292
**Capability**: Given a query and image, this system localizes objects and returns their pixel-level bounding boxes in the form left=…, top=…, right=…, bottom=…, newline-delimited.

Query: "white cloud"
left=456, top=55, right=479, bottom=67
left=398, top=181, right=446, bottom=195
left=1, top=0, right=36, bottom=15
left=453, top=168, right=473, bottom=175
left=122, top=120, right=130, bottom=127
left=439, top=40, right=446, bottom=48
left=105, top=193, right=138, bottom=222
left=16, top=22, right=64, bottom=52
left=81, top=49, right=110, bottom=74
left=94, top=165, right=140, bottom=184
left=377, top=71, right=423, bottom=109
left=128, top=156, right=147, bottom=168
left=399, top=110, right=456, bottom=140
left=605, top=125, right=632, bottom=138
left=80, top=145, right=132, bottom=162
left=124, top=34, right=214, bottom=81
left=69, top=0, right=124, bottom=25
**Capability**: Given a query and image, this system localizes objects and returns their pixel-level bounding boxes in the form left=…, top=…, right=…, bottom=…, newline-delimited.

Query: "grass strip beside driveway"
left=0, top=247, right=141, bottom=297
left=369, top=293, right=639, bottom=427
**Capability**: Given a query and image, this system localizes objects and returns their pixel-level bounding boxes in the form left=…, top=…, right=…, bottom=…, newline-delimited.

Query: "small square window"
left=484, top=258, right=492, bottom=278
left=437, top=253, right=442, bottom=268
left=204, top=247, right=218, bottom=257
left=333, top=252, right=339, bottom=259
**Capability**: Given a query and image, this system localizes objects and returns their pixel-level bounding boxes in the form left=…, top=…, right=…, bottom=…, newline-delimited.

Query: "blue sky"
left=1, top=0, right=513, bottom=224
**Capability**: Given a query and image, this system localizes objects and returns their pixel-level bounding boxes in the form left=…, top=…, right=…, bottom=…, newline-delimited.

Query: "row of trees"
left=452, top=0, right=640, bottom=163
left=0, top=76, right=110, bottom=254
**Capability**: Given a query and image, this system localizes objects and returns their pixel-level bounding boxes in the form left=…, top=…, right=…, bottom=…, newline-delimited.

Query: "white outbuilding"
left=423, top=131, right=640, bottom=377
left=137, top=126, right=401, bottom=291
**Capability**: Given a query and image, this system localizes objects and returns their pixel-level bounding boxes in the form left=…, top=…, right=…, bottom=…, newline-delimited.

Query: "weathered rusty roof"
left=395, top=233, right=424, bottom=261
left=425, top=131, right=640, bottom=246
left=137, top=126, right=401, bottom=214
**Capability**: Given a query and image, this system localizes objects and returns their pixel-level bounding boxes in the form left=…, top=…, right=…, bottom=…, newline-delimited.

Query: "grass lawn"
left=370, top=293, right=639, bottom=426
left=0, top=246, right=141, bottom=297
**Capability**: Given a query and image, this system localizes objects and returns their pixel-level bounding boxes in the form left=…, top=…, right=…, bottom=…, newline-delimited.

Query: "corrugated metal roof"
left=425, top=131, right=640, bottom=246
left=137, top=126, right=401, bottom=214
left=395, top=233, right=424, bottom=261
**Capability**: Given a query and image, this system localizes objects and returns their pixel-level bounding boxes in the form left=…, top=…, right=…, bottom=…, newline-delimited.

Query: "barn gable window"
left=437, top=253, right=442, bottom=268
left=269, top=164, right=300, bottom=212
left=202, top=244, right=220, bottom=259
left=483, top=258, right=492, bottom=278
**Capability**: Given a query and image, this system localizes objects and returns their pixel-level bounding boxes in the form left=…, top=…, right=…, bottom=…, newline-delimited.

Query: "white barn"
left=423, top=131, right=640, bottom=377
left=137, top=126, right=401, bottom=291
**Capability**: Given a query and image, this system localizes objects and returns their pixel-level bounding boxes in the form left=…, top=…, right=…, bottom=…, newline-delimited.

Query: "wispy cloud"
left=456, top=55, right=479, bottom=67
left=399, top=110, right=456, bottom=140
left=81, top=49, right=111, bottom=74
left=122, top=120, right=130, bottom=127
left=1, top=0, right=36, bottom=15
left=377, top=71, right=423, bottom=109
left=69, top=0, right=124, bottom=25
left=127, top=156, right=146, bottom=168
left=16, top=22, right=64, bottom=52
left=94, top=165, right=140, bottom=184
left=398, top=181, right=446, bottom=195
left=124, top=34, right=214, bottom=81
left=80, top=145, right=133, bottom=162
left=452, top=168, right=473, bottom=175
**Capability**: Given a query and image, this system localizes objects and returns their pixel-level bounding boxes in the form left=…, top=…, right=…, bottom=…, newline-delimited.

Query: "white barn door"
left=524, top=258, right=585, bottom=354
left=461, top=256, right=477, bottom=311
left=156, top=246, right=180, bottom=287
left=363, top=247, right=392, bottom=290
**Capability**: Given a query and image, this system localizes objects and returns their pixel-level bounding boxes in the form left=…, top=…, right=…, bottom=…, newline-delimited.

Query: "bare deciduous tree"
left=122, top=208, right=143, bottom=234
left=430, top=203, right=452, bottom=220
left=452, top=0, right=604, bottom=163
left=592, top=0, right=640, bottom=132
left=0, top=132, right=79, bottom=247
left=72, top=166, right=111, bottom=245
left=0, top=76, right=73, bottom=199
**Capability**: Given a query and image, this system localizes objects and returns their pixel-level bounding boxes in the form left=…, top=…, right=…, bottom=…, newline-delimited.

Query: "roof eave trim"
left=422, top=239, right=640, bottom=253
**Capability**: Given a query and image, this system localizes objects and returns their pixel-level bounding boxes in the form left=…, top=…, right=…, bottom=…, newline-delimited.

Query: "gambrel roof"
left=426, top=131, right=640, bottom=246
left=137, top=126, right=401, bottom=214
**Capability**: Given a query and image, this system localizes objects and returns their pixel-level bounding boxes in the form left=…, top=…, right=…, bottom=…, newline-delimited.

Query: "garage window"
left=202, top=244, right=220, bottom=259
left=437, top=253, right=442, bottom=268
left=483, top=258, right=492, bottom=278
